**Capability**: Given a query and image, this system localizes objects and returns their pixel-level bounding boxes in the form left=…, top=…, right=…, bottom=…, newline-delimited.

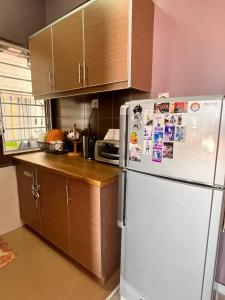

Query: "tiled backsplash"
left=52, top=89, right=150, bottom=139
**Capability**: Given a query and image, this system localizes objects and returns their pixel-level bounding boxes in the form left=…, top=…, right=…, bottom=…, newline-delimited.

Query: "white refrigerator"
left=118, top=95, right=225, bottom=300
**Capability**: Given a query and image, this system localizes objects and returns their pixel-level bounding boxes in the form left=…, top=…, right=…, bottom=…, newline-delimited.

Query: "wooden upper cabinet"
left=52, top=11, right=84, bottom=92
left=29, top=28, right=54, bottom=96
left=83, top=0, right=129, bottom=87
left=29, top=0, right=154, bottom=98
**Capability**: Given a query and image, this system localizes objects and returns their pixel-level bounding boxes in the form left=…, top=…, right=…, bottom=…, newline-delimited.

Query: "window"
left=0, top=41, right=48, bottom=154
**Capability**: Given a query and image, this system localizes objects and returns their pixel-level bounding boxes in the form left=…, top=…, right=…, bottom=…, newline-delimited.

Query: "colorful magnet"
left=164, top=114, right=182, bottom=126
left=164, top=125, right=175, bottom=142
left=170, top=102, right=188, bottom=113
left=152, top=146, right=162, bottom=163
left=163, top=142, right=174, bottom=159
left=143, top=140, right=152, bottom=156
left=190, top=102, right=200, bottom=112
left=144, top=110, right=153, bottom=126
left=144, top=126, right=153, bottom=141
left=154, top=103, right=170, bottom=114
left=129, top=143, right=141, bottom=162
left=175, top=126, right=186, bottom=142
left=154, top=131, right=163, bottom=146
left=130, top=132, right=138, bottom=144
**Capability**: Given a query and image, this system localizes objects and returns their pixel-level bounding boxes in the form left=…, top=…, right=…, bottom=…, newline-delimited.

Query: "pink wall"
left=151, top=0, right=225, bottom=97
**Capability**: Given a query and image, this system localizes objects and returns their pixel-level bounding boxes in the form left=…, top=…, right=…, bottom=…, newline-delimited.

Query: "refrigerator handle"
left=119, top=104, right=129, bottom=168
left=117, top=170, right=127, bottom=229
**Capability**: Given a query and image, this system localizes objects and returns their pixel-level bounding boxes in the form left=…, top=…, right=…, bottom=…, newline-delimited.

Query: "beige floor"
left=0, top=226, right=120, bottom=300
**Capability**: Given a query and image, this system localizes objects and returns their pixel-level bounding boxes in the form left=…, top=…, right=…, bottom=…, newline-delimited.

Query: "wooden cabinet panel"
left=52, top=11, right=84, bottom=92
left=16, top=164, right=40, bottom=232
left=29, top=28, right=53, bottom=96
left=84, top=0, right=129, bottom=87
left=68, top=178, right=102, bottom=277
left=38, top=169, right=70, bottom=254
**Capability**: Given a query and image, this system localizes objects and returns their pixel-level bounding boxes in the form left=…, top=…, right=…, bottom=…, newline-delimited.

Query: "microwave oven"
left=94, top=140, right=119, bottom=165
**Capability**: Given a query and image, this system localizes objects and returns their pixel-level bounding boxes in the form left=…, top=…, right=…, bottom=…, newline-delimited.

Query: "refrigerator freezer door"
left=127, top=96, right=224, bottom=186
left=121, top=170, right=223, bottom=300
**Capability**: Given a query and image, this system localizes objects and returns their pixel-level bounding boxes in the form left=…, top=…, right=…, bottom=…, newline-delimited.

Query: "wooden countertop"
left=13, top=152, right=121, bottom=187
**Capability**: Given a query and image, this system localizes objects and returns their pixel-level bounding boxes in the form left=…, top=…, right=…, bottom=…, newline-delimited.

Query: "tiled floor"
left=0, top=226, right=119, bottom=300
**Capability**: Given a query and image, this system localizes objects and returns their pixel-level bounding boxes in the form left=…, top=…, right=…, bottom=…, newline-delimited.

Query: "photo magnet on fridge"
left=164, top=125, right=175, bottom=142
left=129, top=143, right=141, bottom=162
left=144, top=110, right=153, bottom=126
left=154, top=115, right=164, bottom=131
left=144, top=126, right=153, bottom=141
left=152, top=146, right=162, bottom=163
left=154, top=131, right=163, bottom=146
left=163, top=142, right=174, bottom=159
left=164, top=114, right=183, bottom=126
left=170, top=102, right=188, bottom=113
left=143, top=140, right=152, bottom=156
left=154, top=103, right=170, bottom=114
left=132, top=105, right=143, bottom=121
left=175, top=126, right=186, bottom=142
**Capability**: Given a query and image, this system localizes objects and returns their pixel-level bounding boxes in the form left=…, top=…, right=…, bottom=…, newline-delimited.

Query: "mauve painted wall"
left=46, top=0, right=88, bottom=24
left=151, top=0, right=225, bottom=97
left=0, top=0, right=46, bottom=46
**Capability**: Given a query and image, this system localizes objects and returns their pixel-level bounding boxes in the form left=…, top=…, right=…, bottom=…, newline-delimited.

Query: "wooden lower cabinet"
left=68, top=178, right=102, bottom=276
left=16, top=163, right=120, bottom=280
left=16, top=164, right=40, bottom=232
left=38, top=169, right=70, bottom=254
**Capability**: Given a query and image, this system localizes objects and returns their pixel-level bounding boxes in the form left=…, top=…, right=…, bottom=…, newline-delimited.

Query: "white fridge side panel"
left=214, top=98, right=225, bottom=186
left=202, top=190, right=224, bottom=300
left=123, top=170, right=217, bottom=300
left=127, top=96, right=223, bottom=186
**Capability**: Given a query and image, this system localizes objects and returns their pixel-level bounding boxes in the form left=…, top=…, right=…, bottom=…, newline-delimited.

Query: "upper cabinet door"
left=84, top=0, right=129, bottom=87
left=29, top=28, right=54, bottom=96
left=52, top=11, right=84, bottom=92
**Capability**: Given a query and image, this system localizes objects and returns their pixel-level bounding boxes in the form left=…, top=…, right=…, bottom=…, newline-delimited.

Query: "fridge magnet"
left=164, top=114, right=182, bottom=126
left=144, top=110, right=153, bottom=126
left=154, top=103, right=169, bottom=114
left=163, top=142, right=174, bottom=159
left=175, top=126, right=186, bottom=142
left=143, top=140, right=152, bottom=155
left=132, top=122, right=141, bottom=130
left=129, top=143, right=141, bottom=162
left=130, top=132, right=138, bottom=144
left=164, top=125, right=175, bottom=142
left=144, top=126, right=153, bottom=141
left=152, top=146, right=162, bottom=163
left=154, top=131, right=163, bottom=146
left=169, top=103, right=175, bottom=113
left=154, top=115, right=164, bottom=130
left=190, top=102, right=201, bottom=112
left=132, top=105, right=143, bottom=121
left=173, top=102, right=188, bottom=113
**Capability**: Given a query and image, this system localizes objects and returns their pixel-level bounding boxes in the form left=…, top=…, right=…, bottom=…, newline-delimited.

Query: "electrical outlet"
left=91, top=99, right=99, bottom=109
left=158, top=92, right=170, bottom=99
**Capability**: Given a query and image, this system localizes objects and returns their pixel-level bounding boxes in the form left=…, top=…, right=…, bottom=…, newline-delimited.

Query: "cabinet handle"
left=66, top=185, right=71, bottom=205
left=78, top=63, right=83, bottom=85
left=84, top=64, right=88, bottom=86
left=48, top=72, right=53, bottom=90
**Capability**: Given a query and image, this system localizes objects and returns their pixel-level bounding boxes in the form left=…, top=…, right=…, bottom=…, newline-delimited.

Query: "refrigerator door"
left=120, top=170, right=224, bottom=300
left=126, top=96, right=224, bottom=186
